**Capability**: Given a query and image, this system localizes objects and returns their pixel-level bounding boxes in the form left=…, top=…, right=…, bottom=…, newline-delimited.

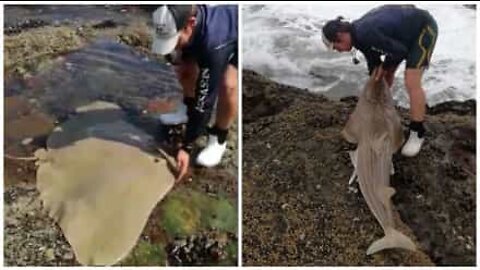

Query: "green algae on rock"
left=160, top=189, right=237, bottom=237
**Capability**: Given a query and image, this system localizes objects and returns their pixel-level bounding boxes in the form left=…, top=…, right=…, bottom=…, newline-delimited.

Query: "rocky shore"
left=242, top=69, right=475, bottom=266
left=4, top=6, right=237, bottom=266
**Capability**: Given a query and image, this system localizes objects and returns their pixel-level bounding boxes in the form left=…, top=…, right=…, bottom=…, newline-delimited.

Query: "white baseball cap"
left=152, top=5, right=192, bottom=55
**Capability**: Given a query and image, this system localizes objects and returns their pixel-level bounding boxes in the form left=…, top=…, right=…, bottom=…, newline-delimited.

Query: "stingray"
left=33, top=101, right=175, bottom=265
left=342, top=69, right=416, bottom=255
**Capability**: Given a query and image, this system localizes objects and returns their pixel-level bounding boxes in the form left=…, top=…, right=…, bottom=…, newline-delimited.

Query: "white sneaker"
left=196, top=135, right=227, bottom=167
left=401, top=131, right=424, bottom=157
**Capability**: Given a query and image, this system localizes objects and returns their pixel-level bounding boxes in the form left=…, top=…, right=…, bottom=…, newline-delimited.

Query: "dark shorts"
left=406, top=14, right=438, bottom=69
left=227, top=46, right=238, bottom=68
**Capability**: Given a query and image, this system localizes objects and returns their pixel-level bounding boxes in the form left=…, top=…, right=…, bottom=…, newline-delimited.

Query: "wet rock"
left=5, top=18, right=49, bottom=35
left=4, top=186, right=75, bottom=266
left=427, top=100, right=475, bottom=115
left=165, top=230, right=236, bottom=266
left=92, top=19, right=117, bottom=29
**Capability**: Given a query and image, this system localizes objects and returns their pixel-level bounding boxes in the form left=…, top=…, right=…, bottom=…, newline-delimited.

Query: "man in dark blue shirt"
left=148, top=5, right=238, bottom=180
left=322, top=5, right=438, bottom=157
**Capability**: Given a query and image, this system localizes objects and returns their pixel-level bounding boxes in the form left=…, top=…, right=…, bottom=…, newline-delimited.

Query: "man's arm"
left=383, top=63, right=400, bottom=88
left=364, top=50, right=382, bottom=75
left=367, top=51, right=400, bottom=87
left=176, top=58, right=222, bottom=182
left=183, top=48, right=230, bottom=150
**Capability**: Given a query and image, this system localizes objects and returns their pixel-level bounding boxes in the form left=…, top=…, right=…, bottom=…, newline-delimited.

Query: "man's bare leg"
left=401, top=68, right=426, bottom=157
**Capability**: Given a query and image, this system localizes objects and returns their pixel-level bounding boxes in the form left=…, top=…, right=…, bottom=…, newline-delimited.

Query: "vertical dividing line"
left=476, top=3, right=479, bottom=267
left=0, top=3, right=5, bottom=268
left=237, top=2, right=243, bottom=267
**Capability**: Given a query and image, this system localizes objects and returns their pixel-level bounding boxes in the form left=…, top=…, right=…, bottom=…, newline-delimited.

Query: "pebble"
left=315, top=184, right=321, bottom=190
left=205, top=184, right=214, bottom=193
left=187, top=235, right=196, bottom=244
left=174, top=239, right=187, bottom=247
left=347, top=186, right=358, bottom=194
left=65, top=62, right=74, bottom=71
left=21, top=137, right=34, bottom=145
left=63, top=251, right=74, bottom=260
left=205, top=239, right=216, bottom=249
left=45, top=248, right=55, bottom=261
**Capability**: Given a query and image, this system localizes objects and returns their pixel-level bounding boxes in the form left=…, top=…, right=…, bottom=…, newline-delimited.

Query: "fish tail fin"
left=366, top=228, right=416, bottom=255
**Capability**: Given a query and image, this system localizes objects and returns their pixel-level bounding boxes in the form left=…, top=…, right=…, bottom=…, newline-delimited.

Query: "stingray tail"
left=366, top=227, right=416, bottom=255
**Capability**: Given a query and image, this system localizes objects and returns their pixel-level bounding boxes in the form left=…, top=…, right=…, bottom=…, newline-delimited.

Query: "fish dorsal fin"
left=379, top=186, right=396, bottom=207
left=348, top=150, right=358, bottom=167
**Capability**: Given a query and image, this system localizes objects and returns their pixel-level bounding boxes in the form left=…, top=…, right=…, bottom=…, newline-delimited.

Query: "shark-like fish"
left=342, top=68, right=416, bottom=255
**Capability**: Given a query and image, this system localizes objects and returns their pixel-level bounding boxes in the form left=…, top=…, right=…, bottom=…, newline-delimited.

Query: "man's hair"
left=167, top=5, right=196, bottom=30
left=322, top=16, right=352, bottom=42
